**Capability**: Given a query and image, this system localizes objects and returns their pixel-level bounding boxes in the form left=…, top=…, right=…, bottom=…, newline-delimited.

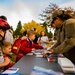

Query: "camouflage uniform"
left=53, top=18, right=75, bottom=63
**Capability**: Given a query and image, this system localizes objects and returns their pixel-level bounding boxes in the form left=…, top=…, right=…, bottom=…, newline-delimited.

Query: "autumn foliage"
left=22, top=20, right=45, bottom=34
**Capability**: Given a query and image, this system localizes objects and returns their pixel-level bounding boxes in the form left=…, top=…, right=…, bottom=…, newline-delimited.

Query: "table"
left=13, top=55, right=64, bottom=75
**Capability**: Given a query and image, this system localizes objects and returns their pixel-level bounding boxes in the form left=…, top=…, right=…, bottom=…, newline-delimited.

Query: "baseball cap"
left=52, top=10, right=63, bottom=19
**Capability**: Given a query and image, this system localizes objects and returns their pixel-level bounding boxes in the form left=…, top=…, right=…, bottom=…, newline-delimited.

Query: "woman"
left=43, top=10, right=75, bottom=63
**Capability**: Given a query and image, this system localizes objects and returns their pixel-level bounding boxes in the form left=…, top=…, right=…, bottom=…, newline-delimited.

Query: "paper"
left=26, top=52, right=33, bottom=55
left=1, top=73, right=21, bottom=75
left=34, top=53, right=41, bottom=55
left=58, top=57, right=75, bottom=73
left=61, top=67, right=75, bottom=73
left=32, top=49, right=46, bottom=54
left=36, top=54, right=43, bottom=57
left=2, top=68, right=19, bottom=74
left=58, top=57, right=74, bottom=68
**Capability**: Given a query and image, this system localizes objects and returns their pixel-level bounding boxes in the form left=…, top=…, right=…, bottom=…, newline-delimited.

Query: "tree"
left=47, top=31, right=53, bottom=38
left=14, top=21, right=22, bottom=36
left=21, top=20, right=45, bottom=34
left=40, top=22, right=49, bottom=36
left=41, top=22, right=48, bottom=33
left=39, top=3, right=59, bottom=27
left=10, top=26, right=14, bottom=32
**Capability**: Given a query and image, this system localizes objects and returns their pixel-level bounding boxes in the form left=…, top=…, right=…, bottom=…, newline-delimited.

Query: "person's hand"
left=42, top=50, right=49, bottom=56
left=32, top=48, right=36, bottom=51
left=42, top=40, right=47, bottom=43
left=40, top=40, right=44, bottom=43
left=50, top=49, right=54, bottom=53
left=42, top=52, right=46, bottom=57
left=43, top=46, right=47, bottom=50
left=10, top=61, right=15, bottom=64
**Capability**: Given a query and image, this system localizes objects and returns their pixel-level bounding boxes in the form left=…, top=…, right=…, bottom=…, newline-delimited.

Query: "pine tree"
left=14, top=21, right=22, bottom=36
left=10, top=26, right=14, bottom=32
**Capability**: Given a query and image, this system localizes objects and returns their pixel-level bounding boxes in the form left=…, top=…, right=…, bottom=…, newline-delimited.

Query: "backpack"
left=12, top=38, right=32, bottom=61
left=12, top=39, right=24, bottom=55
left=12, top=39, right=25, bottom=62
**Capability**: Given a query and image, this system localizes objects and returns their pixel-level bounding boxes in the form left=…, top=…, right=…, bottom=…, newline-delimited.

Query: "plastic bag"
left=30, top=66, right=63, bottom=75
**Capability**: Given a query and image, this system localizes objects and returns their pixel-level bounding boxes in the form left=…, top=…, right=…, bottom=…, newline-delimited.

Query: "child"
left=16, top=30, right=44, bottom=61
left=1, top=41, right=15, bottom=70
left=0, top=47, right=5, bottom=73
left=0, top=17, right=12, bottom=73
left=37, top=31, right=49, bottom=48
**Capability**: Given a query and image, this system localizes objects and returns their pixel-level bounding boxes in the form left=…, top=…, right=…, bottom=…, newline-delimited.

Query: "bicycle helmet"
left=0, top=18, right=10, bottom=31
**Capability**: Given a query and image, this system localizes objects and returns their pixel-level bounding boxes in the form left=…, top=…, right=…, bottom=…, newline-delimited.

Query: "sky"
left=0, top=0, right=75, bottom=30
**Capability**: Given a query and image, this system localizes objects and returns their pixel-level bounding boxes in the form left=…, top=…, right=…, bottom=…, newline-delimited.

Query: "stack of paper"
left=32, top=50, right=43, bottom=57
left=58, top=57, right=75, bottom=73
left=26, top=52, right=33, bottom=55
left=1, top=73, right=20, bottom=75
left=2, top=68, right=19, bottom=74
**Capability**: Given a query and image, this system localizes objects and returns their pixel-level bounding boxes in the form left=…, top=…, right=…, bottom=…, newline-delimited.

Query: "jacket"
left=16, top=38, right=43, bottom=61
left=53, top=18, right=75, bottom=63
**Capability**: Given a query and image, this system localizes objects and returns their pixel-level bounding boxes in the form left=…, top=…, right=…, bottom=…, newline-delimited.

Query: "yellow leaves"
left=22, top=20, right=45, bottom=34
